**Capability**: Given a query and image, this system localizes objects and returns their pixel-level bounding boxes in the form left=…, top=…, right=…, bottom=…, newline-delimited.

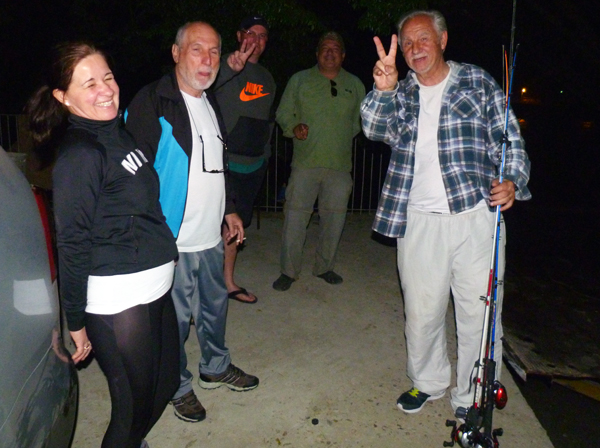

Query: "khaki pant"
left=280, top=167, right=353, bottom=278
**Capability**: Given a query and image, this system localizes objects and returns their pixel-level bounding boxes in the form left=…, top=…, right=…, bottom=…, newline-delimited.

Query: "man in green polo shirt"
left=273, top=31, right=365, bottom=291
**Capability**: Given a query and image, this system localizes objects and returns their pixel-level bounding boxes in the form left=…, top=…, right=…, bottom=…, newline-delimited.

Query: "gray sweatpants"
left=171, top=243, right=231, bottom=400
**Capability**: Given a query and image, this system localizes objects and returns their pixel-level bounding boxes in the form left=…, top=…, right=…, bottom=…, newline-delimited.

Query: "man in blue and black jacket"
left=126, top=21, right=259, bottom=424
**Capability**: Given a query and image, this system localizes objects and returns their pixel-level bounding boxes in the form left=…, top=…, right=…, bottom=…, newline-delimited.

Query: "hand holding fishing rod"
left=362, top=5, right=530, bottom=443
left=489, top=178, right=516, bottom=211
left=444, top=1, right=520, bottom=447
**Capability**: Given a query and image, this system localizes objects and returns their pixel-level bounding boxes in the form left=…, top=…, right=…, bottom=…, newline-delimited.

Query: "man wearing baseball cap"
left=213, top=15, right=276, bottom=304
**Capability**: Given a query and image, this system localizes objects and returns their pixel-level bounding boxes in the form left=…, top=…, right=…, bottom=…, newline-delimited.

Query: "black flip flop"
left=227, top=288, right=258, bottom=304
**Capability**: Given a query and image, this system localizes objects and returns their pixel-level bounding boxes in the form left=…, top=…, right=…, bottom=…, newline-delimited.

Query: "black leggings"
left=86, top=292, right=180, bottom=448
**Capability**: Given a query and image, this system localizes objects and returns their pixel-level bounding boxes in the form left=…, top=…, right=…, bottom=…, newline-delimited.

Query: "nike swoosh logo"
left=240, top=90, right=270, bottom=101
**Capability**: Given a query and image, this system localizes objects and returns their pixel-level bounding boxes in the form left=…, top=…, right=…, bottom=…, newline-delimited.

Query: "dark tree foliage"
left=1, top=0, right=598, bottom=112
left=1, top=0, right=419, bottom=111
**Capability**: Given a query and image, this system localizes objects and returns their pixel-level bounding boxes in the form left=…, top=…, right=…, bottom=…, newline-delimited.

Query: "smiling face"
left=400, top=14, right=448, bottom=86
left=173, top=22, right=221, bottom=97
left=54, top=53, right=119, bottom=121
left=317, top=39, right=345, bottom=75
left=237, top=24, right=268, bottom=63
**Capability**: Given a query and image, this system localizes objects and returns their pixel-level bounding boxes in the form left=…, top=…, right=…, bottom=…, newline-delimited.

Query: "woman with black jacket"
left=27, top=42, right=179, bottom=448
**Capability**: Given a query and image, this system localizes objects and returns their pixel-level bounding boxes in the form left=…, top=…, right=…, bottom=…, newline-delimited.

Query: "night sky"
left=1, top=0, right=598, bottom=113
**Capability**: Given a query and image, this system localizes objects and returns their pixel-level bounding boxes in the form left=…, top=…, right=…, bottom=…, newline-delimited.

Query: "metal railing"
left=1, top=114, right=391, bottom=213
left=260, top=128, right=390, bottom=213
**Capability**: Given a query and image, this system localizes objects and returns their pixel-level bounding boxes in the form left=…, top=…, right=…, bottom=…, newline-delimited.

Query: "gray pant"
left=172, top=243, right=231, bottom=399
left=280, top=167, right=353, bottom=278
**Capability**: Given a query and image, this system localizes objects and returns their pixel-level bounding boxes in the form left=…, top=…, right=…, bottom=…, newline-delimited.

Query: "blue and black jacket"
left=125, top=70, right=236, bottom=238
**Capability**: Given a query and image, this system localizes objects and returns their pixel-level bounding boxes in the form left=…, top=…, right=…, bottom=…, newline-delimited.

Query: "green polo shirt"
left=276, top=66, right=365, bottom=172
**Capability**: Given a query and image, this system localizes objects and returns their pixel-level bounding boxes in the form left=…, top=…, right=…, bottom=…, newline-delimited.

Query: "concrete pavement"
left=71, top=213, right=553, bottom=447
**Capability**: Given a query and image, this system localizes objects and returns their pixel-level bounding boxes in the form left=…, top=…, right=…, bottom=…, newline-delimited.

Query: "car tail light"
left=32, top=186, right=57, bottom=282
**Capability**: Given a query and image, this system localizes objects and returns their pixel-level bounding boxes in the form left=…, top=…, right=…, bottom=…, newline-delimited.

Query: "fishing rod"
left=444, top=1, right=518, bottom=447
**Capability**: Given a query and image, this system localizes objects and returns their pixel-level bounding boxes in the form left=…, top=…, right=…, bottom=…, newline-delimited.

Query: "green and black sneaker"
left=396, top=387, right=445, bottom=414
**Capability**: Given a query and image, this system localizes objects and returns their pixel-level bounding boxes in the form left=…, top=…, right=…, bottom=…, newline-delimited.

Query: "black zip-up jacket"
left=53, top=114, right=178, bottom=331
left=125, top=71, right=236, bottom=239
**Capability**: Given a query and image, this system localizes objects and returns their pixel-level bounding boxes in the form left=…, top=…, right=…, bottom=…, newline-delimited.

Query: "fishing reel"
left=443, top=420, right=502, bottom=448
left=493, top=381, right=508, bottom=409
left=443, top=381, right=507, bottom=447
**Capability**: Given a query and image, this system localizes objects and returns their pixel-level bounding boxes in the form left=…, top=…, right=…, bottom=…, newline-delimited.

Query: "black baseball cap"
left=240, top=15, right=269, bottom=32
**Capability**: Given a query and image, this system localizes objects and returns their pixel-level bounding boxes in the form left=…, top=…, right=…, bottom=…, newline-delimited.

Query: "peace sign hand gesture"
left=227, top=39, right=257, bottom=72
left=372, top=35, right=399, bottom=91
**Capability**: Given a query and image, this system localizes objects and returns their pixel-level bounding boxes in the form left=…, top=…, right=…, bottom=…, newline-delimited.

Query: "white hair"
left=174, top=21, right=222, bottom=51
left=397, top=10, right=447, bottom=45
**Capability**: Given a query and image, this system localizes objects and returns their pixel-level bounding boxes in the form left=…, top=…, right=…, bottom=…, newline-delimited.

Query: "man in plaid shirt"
left=361, top=10, right=531, bottom=416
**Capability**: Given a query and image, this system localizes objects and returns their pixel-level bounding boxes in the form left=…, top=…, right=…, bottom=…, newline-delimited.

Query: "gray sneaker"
left=170, top=390, right=206, bottom=422
left=199, top=364, right=259, bottom=391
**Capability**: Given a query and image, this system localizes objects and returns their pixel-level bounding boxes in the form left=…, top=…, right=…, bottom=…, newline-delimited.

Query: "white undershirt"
left=176, top=91, right=225, bottom=252
left=408, top=69, right=452, bottom=213
left=86, top=261, right=174, bottom=314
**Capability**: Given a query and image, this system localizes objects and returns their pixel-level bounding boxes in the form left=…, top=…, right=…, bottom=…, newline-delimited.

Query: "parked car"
left=0, top=146, right=78, bottom=447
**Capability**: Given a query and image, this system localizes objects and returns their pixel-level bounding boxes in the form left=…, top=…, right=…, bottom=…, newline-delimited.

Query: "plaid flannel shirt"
left=361, top=61, right=531, bottom=238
